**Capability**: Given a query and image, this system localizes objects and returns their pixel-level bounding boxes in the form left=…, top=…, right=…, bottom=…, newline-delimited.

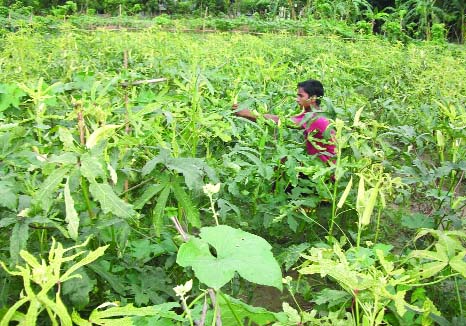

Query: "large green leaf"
left=171, top=182, right=200, bottom=228
left=89, top=182, right=135, bottom=219
left=177, top=225, right=282, bottom=290
left=34, top=167, right=69, bottom=212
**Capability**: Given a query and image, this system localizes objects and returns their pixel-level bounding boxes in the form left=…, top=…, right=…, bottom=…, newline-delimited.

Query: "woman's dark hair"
left=297, top=79, right=324, bottom=105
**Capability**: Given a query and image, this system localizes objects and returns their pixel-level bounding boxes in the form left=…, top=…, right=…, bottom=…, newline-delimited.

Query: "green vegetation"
left=0, top=16, right=465, bottom=325
left=0, top=0, right=465, bottom=43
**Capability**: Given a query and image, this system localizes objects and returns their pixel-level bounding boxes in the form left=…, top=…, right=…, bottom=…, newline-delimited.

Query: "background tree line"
left=0, top=0, right=464, bottom=42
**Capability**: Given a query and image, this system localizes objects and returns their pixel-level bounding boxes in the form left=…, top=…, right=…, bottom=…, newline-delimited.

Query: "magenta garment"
left=291, top=112, right=336, bottom=163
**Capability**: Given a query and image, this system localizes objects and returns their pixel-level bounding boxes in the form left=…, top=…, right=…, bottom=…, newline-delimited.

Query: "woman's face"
left=296, top=87, right=313, bottom=109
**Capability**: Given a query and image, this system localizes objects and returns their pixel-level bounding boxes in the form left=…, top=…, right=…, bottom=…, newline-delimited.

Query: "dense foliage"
left=0, top=0, right=465, bottom=43
left=0, top=18, right=465, bottom=325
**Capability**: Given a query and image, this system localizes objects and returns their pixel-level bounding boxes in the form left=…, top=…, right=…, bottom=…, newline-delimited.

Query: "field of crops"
left=0, top=25, right=465, bottom=325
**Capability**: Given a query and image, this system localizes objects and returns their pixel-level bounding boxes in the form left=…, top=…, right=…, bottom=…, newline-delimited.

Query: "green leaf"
left=392, top=290, right=408, bottom=317
left=80, top=153, right=106, bottom=182
left=0, top=83, right=26, bottom=112
left=0, top=217, right=16, bottom=228
left=89, top=182, right=135, bottom=219
left=152, top=186, right=171, bottom=237
left=177, top=225, right=282, bottom=290
left=58, top=127, right=77, bottom=151
left=141, top=150, right=170, bottom=176
left=88, top=303, right=181, bottom=324
left=376, top=249, right=394, bottom=274
left=49, top=152, right=78, bottom=165
left=0, top=181, right=17, bottom=211
left=64, top=177, right=79, bottom=240
left=218, top=293, right=287, bottom=326
left=133, top=184, right=164, bottom=210
left=62, top=268, right=96, bottom=310
left=86, top=124, right=121, bottom=149
left=88, top=261, right=126, bottom=295
left=313, top=289, right=351, bottom=308
left=277, top=243, right=310, bottom=271
left=10, top=221, right=29, bottom=263
left=282, top=302, right=300, bottom=324
left=72, top=311, right=92, bottom=326
left=449, top=251, right=466, bottom=277
left=34, top=167, right=69, bottom=211
left=408, top=248, right=448, bottom=262
left=415, top=261, right=448, bottom=280
left=61, top=244, right=109, bottom=281
left=171, top=182, right=200, bottom=228
left=167, top=157, right=217, bottom=190
left=401, top=213, right=435, bottom=229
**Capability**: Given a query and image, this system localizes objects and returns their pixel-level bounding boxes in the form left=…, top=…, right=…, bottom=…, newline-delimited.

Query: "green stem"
left=329, top=136, right=343, bottom=240
left=181, top=296, right=194, bottom=326
left=209, top=196, right=219, bottom=226
left=287, top=284, right=303, bottom=314
left=374, top=206, right=383, bottom=243
left=356, top=223, right=362, bottom=248
left=355, top=297, right=360, bottom=326
left=454, top=275, right=463, bottom=316
left=407, top=273, right=460, bottom=287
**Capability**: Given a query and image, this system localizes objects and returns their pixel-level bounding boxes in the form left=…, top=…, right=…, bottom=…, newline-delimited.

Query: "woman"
left=233, top=79, right=335, bottom=163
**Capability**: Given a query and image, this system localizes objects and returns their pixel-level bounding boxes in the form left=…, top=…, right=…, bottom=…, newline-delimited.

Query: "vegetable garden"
left=0, top=22, right=465, bottom=325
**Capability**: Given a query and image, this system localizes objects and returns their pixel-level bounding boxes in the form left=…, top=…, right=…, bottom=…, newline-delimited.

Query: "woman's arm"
left=232, top=104, right=279, bottom=123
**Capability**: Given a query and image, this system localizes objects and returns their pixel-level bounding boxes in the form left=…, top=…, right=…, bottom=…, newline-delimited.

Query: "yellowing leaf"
left=86, top=125, right=120, bottom=149
left=449, top=250, right=466, bottom=277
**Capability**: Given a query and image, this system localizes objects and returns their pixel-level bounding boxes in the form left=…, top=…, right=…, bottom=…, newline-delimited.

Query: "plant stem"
left=181, top=296, right=194, bottom=326
left=355, top=297, right=360, bottom=326
left=454, top=275, right=463, bottom=317
left=374, top=206, right=383, bottom=243
left=329, top=130, right=343, bottom=240
left=286, top=284, right=303, bottom=314
left=408, top=273, right=460, bottom=287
